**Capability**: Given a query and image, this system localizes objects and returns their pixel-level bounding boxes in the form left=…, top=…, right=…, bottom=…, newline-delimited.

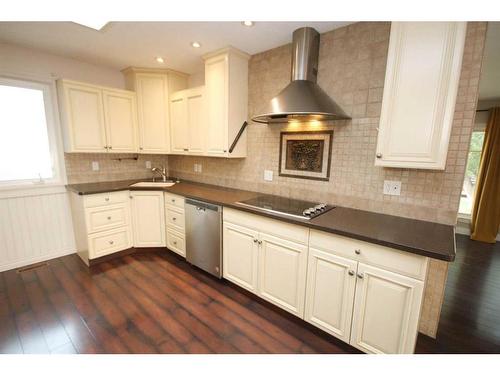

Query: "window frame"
left=0, top=73, right=67, bottom=193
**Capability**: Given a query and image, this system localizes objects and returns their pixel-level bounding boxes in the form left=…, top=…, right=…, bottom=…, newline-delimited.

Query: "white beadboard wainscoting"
left=0, top=187, right=76, bottom=272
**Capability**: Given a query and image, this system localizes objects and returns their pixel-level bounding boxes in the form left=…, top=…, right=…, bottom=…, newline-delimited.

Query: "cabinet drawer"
left=166, top=228, right=186, bottom=257
left=84, top=191, right=129, bottom=208
left=165, top=193, right=184, bottom=209
left=85, top=204, right=129, bottom=233
left=166, top=207, right=185, bottom=231
left=88, top=226, right=132, bottom=259
left=309, top=230, right=428, bottom=281
left=223, top=207, right=309, bottom=245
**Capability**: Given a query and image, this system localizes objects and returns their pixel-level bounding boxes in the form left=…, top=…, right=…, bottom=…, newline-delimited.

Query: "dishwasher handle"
left=185, top=198, right=221, bottom=213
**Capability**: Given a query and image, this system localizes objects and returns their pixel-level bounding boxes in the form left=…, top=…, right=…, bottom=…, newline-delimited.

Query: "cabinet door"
left=169, top=92, right=188, bottom=153
left=103, top=89, right=138, bottom=153
left=205, top=55, right=228, bottom=156
left=130, top=191, right=165, bottom=247
left=186, top=88, right=205, bottom=154
left=375, top=22, right=466, bottom=169
left=222, top=222, right=259, bottom=293
left=135, top=74, right=170, bottom=153
left=61, top=82, right=107, bottom=152
left=304, top=248, right=357, bottom=343
left=258, top=233, right=308, bottom=318
left=350, top=263, right=424, bottom=354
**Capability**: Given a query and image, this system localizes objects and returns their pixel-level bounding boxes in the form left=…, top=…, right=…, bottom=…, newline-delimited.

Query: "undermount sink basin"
left=129, top=181, right=177, bottom=188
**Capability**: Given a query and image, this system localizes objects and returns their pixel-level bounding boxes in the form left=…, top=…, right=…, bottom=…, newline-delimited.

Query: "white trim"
left=0, top=247, right=76, bottom=273
left=0, top=72, right=68, bottom=187
left=0, top=184, right=67, bottom=199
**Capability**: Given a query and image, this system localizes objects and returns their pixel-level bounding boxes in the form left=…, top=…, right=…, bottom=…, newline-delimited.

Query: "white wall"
left=0, top=41, right=125, bottom=88
left=188, top=70, right=205, bottom=88
left=0, top=42, right=125, bottom=271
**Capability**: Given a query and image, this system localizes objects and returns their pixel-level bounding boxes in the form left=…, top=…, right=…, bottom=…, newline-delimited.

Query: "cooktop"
left=236, top=194, right=334, bottom=220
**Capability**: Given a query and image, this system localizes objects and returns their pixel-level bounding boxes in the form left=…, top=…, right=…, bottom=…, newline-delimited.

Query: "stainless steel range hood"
left=252, top=27, right=350, bottom=124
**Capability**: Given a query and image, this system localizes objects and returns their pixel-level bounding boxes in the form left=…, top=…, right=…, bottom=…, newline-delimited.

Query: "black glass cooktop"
left=236, top=194, right=334, bottom=220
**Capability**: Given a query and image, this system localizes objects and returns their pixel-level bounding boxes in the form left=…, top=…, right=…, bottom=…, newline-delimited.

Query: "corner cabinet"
left=375, top=22, right=466, bottom=169
left=169, top=86, right=206, bottom=155
left=203, top=47, right=249, bottom=158
left=123, top=68, right=188, bottom=154
left=58, top=80, right=138, bottom=153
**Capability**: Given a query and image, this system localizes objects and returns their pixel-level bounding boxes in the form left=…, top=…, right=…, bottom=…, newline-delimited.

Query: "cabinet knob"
left=355, top=249, right=361, bottom=255
left=172, top=217, right=176, bottom=221
left=140, top=147, right=143, bottom=150
left=129, top=196, right=133, bottom=199
left=173, top=241, right=177, bottom=245
left=105, top=197, right=110, bottom=202
left=109, top=240, right=114, bottom=245
left=223, top=150, right=227, bottom=153
left=376, top=153, right=382, bottom=159
left=357, top=273, right=364, bottom=279
left=107, top=216, right=111, bottom=220
left=108, top=146, right=112, bottom=150
left=253, top=238, right=258, bottom=243
left=104, top=146, right=108, bottom=149
left=348, top=270, right=355, bottom=276
left=183, top=148, right=189, bottom=151
left=258, top=240, right=262, bottom=245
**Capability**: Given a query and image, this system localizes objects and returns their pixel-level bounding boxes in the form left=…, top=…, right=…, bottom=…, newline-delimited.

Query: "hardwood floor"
left=1, top=233, right=498, bottom=354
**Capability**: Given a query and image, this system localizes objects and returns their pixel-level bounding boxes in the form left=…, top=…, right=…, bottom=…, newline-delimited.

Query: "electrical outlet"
left=264, top=170, right=273, bottom=182
left=145, top=161, right=151, bottom=169
left=383, top=180, right=401, bottom=196
left=91, top=161, right=99, bottom=171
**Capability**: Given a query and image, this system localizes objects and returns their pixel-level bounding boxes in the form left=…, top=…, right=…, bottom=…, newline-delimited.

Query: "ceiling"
left=478, top=22, right=500, bottom=100
left=0, top=22, right=352, bottom=74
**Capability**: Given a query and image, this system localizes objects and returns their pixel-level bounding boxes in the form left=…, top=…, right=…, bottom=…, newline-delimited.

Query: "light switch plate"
left=145, top=161, right=152, bottom=169
left=383, top=180, right=401, bottom=196
left=264, top=170, right=273, bottom=181
left=91, top=161, right=99, bottom=171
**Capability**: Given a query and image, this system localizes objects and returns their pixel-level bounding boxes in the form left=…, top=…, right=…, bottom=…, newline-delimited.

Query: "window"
left=459, top=130, right=486, bottom=216
left=0, top=76, right=64, bottom=188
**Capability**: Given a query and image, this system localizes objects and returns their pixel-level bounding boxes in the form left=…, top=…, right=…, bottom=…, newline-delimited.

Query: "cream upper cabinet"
left=169, top=86, right=205, bottom=155
left=350, top=263, right=424, bottom=354
left=58, top=80, right=137, bottom=153
left=258, top=233, right=308, bottom=318
left=203, top=47, right=249, bottom=158
left=123, top=68, right=188, bottom=154
left=305, top=248, right=358, bottom=343
left=130, top=191, right=166, bottom=247
left=102, top=89, right=138, bottom=152
left=58, top=80, right=107, bottom=152
left=375, top=22, right=466, bottom=169
left=222, top=221, right=259, bottom=293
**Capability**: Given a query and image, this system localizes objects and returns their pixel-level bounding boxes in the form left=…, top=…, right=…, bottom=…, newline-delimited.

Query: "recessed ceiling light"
left=191, top=41, right=201, bottom=48
left=242, top=21, right=254, bottom=27
left=156, top=57, right=165, bottom=64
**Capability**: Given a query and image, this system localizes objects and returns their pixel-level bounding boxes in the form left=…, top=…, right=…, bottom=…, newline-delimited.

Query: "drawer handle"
left=107, top=216, right=112, bottom=220
left=109, top=240, right=114, bottom=245
left=105, top=197, right=110, bottom=202
left=357, top=273, right=364, bottom=279
left=355, top=249, right=361, bottom=255
left=348, top=270, right=355, bottom=276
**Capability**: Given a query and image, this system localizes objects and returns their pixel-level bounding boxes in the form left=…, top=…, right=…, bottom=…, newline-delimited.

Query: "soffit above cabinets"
left=0, top=21, right=353, bottom=74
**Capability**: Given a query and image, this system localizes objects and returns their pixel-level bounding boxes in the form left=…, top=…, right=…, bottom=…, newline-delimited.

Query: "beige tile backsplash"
left=65, top=153, right=168, bottom=184
left=64, top=22, right=487, bottom=340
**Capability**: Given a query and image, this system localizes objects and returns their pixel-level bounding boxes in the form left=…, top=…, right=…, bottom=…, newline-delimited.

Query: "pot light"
left=156, top=56, right=165, bottom=64
left=242, top=21, right=254, bottom=27
left=191, top=41, right=201, bottom=48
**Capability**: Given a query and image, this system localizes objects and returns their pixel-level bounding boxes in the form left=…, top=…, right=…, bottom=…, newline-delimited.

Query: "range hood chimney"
left=252, top=27, right=350, bottom=124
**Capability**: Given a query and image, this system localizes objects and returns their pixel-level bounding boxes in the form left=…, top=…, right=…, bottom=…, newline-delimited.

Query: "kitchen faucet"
left=151, top=165, right=167, bottom=182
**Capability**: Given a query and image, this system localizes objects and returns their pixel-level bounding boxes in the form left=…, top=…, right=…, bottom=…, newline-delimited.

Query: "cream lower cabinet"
left=304, top=248, right=358, bottom=343
left=350, top=263, right=424, bottom=354
left=69, top=191, right=133, bottom=265
left=223, top=208, right=309, bottom=318
left=130, top=191, right=166, bottom=247
left=165, top=193, right=186, bottom=257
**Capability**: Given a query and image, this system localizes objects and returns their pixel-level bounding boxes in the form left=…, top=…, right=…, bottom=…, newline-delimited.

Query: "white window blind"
left=0, top=76, right=63, bottom=187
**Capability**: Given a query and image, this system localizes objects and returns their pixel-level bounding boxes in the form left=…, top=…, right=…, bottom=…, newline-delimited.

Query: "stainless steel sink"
left=129, top=181, right=177, bottom=188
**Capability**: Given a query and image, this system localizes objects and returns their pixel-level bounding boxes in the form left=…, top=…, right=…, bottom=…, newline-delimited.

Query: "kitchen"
left=1, top=1, right=500, bottom=368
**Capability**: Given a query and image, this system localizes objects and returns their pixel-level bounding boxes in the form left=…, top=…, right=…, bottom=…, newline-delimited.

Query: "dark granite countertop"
left=66, top=178, right=456, bottom=261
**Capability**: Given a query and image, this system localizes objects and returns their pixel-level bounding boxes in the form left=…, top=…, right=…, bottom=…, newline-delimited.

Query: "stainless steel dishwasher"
left=185, top=198, right=222, bottom=278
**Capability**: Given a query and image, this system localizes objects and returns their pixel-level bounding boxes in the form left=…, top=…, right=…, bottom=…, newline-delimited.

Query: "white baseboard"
left=0, top=247, right=76, bottom=273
